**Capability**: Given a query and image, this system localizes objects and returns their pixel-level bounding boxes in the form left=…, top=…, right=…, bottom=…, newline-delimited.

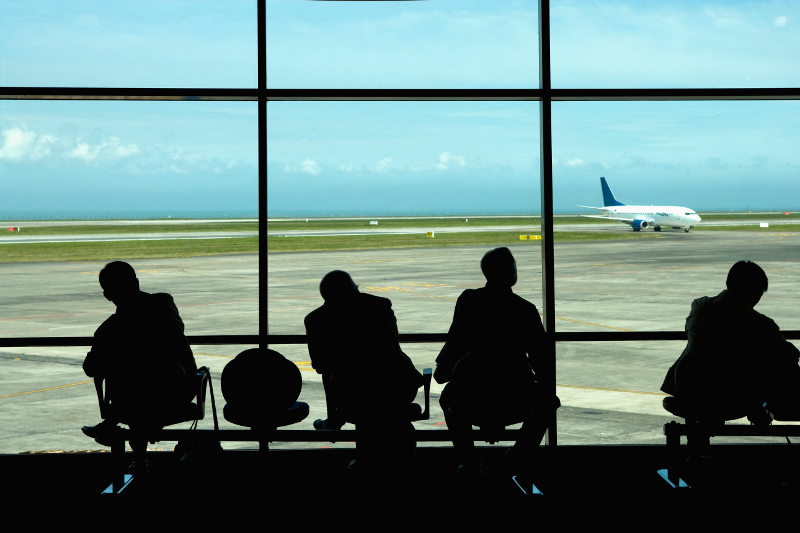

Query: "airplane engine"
left=631, top=220, right=649, bottom=230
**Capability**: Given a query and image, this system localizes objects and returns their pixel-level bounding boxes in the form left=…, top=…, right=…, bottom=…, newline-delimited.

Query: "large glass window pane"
left=0, top=100, right=258, bottom=452
left=551, top=1, right=800, bottom=88
left=267, top=100, right=541, bottom=444
left=557, top=340, right=800, bottom=445
left=552, top=100, right=800, bottom=443
left=0, top=1, right=257, bottom=88
left=266, top=0, right=539, bottom=89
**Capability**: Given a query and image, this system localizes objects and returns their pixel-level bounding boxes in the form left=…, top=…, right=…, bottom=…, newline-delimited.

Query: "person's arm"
left=157, top=293, right=197, bottom=376
left=83, top=318, right=114, bottom=377
left=525, top=303, right=546, bottom=376
left=305, top=312, right=333, bottom=375
left=434, top=292, right=470, bottom=384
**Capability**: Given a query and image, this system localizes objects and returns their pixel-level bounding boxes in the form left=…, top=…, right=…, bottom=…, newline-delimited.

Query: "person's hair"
left=726, top=260, right=768, bottom=295
left=319, top=270, right=358, bottom=302
left=480, top=247, right=516, bottom=284
left=99, top=261, right=138, bottom=293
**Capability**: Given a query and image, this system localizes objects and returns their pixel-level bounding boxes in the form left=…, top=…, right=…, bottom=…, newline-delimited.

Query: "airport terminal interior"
left=3, top=1, right=800, bottom=500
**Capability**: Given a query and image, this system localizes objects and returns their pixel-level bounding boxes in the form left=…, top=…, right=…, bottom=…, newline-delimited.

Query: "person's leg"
left=440, top=383, right=477, bottom=468
left=506, top=382, right=560, bottom=471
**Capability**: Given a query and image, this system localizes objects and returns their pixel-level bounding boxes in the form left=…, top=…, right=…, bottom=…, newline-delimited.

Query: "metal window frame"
left=2, top=0, right=800, bottom=446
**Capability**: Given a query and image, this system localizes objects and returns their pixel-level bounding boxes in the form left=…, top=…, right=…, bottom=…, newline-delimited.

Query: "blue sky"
left=2, top=1, right=799, bottom=218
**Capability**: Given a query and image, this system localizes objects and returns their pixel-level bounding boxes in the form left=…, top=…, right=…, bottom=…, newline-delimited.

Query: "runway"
left=2, top=230, right=800, bottom=453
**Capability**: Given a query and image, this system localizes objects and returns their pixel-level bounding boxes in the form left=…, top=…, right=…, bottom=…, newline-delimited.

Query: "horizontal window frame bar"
left=0, top=335, right=258, bottom=348
left=265, top=88, right=800, bottom=101
left=4, top=331, right=800, bottom=348
left=0, top=89, right=257, bottom=101
left=3, top=88, right=799, bottom=101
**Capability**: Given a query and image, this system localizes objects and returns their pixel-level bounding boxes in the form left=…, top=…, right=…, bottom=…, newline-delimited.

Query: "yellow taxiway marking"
left=0, top=379, right=94, bottom=399
left=556, top=383, right=666, bottom=396
left=551, top=316, right=636, bottom=332
left=195, top=354, right=316, bottom=372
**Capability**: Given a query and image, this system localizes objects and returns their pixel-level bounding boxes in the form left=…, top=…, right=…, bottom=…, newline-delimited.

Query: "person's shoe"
left=747, top=407, right=772, bottom=426
left=314, top=418, right=343, bottom=430
left=81, top=419, right=118, bottom=439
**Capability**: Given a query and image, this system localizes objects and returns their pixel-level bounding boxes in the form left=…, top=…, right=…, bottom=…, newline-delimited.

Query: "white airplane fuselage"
left=578, top=177, right=701, bottom=232
left=600, top=205, right=701, bottom=229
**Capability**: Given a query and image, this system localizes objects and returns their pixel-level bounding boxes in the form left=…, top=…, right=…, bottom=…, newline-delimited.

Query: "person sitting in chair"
left=81, top=261, right=197, bottom=470
left=661, top=260, right=800, bottom=421
left=305, top=270, right=423, bottom=469
left=435, top=247, right=560, bottom=476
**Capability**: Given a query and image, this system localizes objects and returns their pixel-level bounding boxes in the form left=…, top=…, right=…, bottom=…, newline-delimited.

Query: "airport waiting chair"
left=659, top=395, right=751, bottom=488
left=320, top=367, right=433, bottom=427
left=91, top=365, right=211, bottom=493
left=221, top=348, right=309, bottom=451
left=93, top=365, right=211, bottom=431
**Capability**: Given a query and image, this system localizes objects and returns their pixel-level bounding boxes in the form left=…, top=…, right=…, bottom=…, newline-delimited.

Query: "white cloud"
left=338, top=163, right=360, bottom=172
left=372, top=157, right=392, bottom=172
left=774, top=16, right=788, bottom=27
left=601, top=162, right=611, bottom=170
left=434, top=151, right=466, bottom=171
left=565, top=158, right=586, bottom=168
left=0, top=127, right=55, bottom=161
left=301, top=158, right=321, bottom=175
left=66, top=136, right=140, bottom=162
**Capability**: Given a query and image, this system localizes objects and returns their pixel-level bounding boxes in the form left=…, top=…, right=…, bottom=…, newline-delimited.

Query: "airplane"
left=577, top=177, right=701, bottom=232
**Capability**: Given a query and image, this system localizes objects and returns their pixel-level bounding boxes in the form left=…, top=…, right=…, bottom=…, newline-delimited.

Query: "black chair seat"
left=338, top=402, right=424, bottom=425
left=765, top=403, right=800, bottom=421
left=223, top=401, right=309, bottom=429
left=662, top=396, right=748, bottom=422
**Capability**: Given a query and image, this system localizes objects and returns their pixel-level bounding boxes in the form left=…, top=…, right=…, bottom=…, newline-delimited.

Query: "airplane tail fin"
left=600, top=177, right=625, bottom=207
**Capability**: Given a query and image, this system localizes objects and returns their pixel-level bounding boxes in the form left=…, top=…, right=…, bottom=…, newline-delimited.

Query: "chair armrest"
left=195, top=367, right=210, bottom=421
left=420, top=368, right=432, bottom=420
left=94, top=377, right=109, bottom=419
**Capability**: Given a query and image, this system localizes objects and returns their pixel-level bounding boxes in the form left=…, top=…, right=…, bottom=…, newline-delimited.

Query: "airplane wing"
left=575, top=205, right=604, bottom=210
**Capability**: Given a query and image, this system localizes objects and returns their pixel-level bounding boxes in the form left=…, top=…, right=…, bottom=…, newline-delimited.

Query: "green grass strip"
left=0, top=237, right=259, bottom=263
left=267, top=231, right=662, bottom=253
left=1, top=222, right=258, bottom=236
left=266, top=216, right=612, bottom=232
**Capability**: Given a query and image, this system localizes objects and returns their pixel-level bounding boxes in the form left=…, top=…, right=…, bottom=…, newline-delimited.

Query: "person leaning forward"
left=661, top=260, right=800, bottom=420
left=305, top=270, right=424, bottom=470
left=435, top=247, right=560, bottom=477
left=81, top=261, right=197, bottom=469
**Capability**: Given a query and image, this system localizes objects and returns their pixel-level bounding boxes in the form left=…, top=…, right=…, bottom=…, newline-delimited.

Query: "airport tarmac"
left=3, top=228, right=800, bottom=455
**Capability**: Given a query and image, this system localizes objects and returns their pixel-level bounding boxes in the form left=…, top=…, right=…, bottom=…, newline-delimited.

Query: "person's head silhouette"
left=99, top=261, right=140, bottom=306
left=726, top=260, right=768, bottom=308
left=320, top=270, right=359, bottom=303
left=480, top=247, right=517, bottom=287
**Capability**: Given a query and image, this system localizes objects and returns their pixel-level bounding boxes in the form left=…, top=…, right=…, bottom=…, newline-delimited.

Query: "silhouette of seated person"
left=81, top=261, right=197, bottom=470
left=305, top=270, right=423, bottom=468
left=661, top=260, right=800, bottom=422
left=435, top=247, right=561, bottom=475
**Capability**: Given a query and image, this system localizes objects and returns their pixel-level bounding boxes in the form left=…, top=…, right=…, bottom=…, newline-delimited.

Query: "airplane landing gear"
left=654, top=226, right=661, bottom=232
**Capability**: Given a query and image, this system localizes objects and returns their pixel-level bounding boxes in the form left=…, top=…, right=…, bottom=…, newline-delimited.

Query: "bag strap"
left=206, top=368, right=220, bottom=432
